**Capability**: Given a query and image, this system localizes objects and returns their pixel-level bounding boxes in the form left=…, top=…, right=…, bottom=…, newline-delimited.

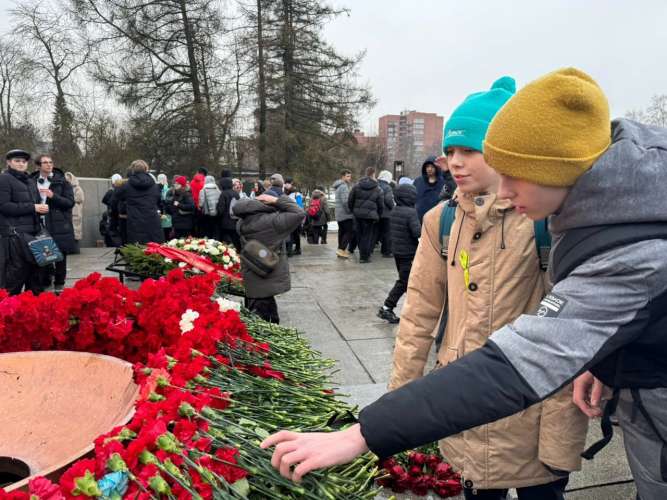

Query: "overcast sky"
left=323, top=0, right=667, bottom=133
left=2, top=0, right=666, bottom=135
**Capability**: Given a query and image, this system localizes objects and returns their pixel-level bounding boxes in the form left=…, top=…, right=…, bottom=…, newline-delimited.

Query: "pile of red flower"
left=0, top=270, right=266, bottom=498
left=377, top=445, right=462, bottom=498
left=0, top=269, right=249, bottom=363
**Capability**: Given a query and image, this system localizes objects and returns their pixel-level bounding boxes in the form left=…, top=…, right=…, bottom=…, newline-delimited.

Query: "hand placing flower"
left=260, top=424, right=369, bottom=482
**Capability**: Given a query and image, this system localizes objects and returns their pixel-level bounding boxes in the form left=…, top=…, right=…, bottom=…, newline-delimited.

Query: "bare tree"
left=12, top=0, right=89, bottom=167
left=71, top=0, right=243, bottom=170
left=626, top=94, right=667, bottom=128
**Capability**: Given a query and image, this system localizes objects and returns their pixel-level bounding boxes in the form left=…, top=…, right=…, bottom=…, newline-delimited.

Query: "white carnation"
left=216, top=297, right=241, bottom=312
left=179, top=309, right=200, bottom=333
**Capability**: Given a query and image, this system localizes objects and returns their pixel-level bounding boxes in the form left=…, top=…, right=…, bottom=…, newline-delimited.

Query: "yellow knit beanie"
left=484, top=68, right=611, bottom=187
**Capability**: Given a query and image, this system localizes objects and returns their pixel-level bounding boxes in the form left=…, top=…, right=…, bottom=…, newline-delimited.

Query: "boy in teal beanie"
left=443, top=76, right=516, bottom=153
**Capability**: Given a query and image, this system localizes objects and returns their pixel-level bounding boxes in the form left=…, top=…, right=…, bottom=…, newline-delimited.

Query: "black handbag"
left=237, top=221, right=279, bottom=278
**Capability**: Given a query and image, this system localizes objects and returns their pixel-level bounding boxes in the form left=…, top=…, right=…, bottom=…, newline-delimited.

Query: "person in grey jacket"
left=333, top=169, right=354, bottom=258
left=376, top=170, right=396, bottom=257
left=198, top=175, right=221, bottom=239
left=260, top=69, right=667, bottom=500
left=233, top=193, right=304, bottom=323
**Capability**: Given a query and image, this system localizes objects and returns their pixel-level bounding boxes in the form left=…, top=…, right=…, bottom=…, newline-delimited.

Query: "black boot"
left=377, top=307, right=399, bottom=324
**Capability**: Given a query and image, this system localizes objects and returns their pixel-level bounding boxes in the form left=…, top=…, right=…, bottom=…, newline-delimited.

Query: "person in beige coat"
left=388, top=78, right=588, bottom=499
left=65, top=172, right=84, bottom=242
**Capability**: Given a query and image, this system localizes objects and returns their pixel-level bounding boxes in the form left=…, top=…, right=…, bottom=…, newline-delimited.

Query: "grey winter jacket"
left=199, top=180, right=221, bottom=217
left=233, top=196, right=304, bottom=298
left=378, top=180, right=395, bottom=219
left=359, top=118, right=667, bottom=458
left=333, top=179, right=353, bottom=222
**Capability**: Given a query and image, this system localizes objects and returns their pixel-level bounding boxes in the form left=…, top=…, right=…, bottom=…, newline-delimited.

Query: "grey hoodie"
left=358, top=119, right=667, bottom=458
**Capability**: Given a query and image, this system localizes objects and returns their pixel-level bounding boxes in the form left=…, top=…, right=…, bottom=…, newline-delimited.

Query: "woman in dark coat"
left=113, top=160, right=164, bottom=245
left=165, top=176, right=195, bottom=238
left=216, top=177, right=240, bottom=249
left=30, top=156, right=76, bottom=291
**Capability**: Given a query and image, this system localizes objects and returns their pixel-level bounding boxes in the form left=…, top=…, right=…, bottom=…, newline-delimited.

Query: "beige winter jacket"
left=65, top=172, right=84, bottom=241
left=389, top=192, right=589, bottom=490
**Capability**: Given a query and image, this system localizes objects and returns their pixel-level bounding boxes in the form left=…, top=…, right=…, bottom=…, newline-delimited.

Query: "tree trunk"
left=178, top=0, right=210, bottom=167
left=281, top=0, right=295, bottom=172
left=256, top=0, right=268, bottom=179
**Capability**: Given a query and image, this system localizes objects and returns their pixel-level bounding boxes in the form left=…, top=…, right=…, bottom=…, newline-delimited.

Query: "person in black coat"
left=413, top=156, right=447, bottom=222
left=216, top=176, right=240, bottom=250
left=30, top=156, right=76, bottom=292
left=347, top=166, right=383, bottom=263
left=114, top=160, right=164, bottom=245
left=165, top=176, right=195, bottom=238
left=0, top=149, right=45, bottom=295
left=378, top=183, right=421, bottom=323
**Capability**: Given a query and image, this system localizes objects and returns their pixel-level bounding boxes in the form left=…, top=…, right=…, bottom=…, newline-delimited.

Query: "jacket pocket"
left=440, top=346, right=459, bottom=367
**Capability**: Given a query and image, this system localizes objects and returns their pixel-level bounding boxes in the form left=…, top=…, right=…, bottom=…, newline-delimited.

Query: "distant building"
left=378, top=111, right=444, bottom=178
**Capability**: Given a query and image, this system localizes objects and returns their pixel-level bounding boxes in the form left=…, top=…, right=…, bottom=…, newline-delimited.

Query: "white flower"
left=208, top=248, right=220, bottom=256
left=167, top=239, right=178, bottom=246
left=222, top=255, right=230, bottom=263
left=164, top=258, right=173, bottom=263
left=191, top=267, right=202, bottom=274
left=216, top=297, right=241, bottom=312
left=178, top=262, right=187, bottom=268
left=179, top=309, right=199, bottom=333
left=177, top=239, right=185, bottom=245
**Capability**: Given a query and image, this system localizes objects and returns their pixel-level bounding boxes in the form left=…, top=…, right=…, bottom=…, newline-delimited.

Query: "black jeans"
left=337, top=219, right=355, bottom=251
left=355, top=218, right=376, bottom=260
left=377, top=218, right=392, bottom=256
left=384, top=255, right=414, bottom=309
left=463, top=476, right=569, bottom=500
left=245, top=297, right=280, bottom=324
left=287, top=227, right=301, bottom=253
left=40, top=254, right=68, bottom=287
left=310, top=225, right=325, bottom=244
left=4, top=235, right=43, bottom=296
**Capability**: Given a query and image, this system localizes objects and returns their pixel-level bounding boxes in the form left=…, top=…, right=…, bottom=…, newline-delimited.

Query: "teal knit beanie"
left=443, top=76, right=516, bottom=153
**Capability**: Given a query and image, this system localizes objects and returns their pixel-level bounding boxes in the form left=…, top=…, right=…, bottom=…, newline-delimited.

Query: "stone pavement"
left=68, top=245, right=636, bottom=499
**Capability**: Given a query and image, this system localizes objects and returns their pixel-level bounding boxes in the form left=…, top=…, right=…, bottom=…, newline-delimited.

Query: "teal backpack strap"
left=533, top=218, right=552, bottom=271
left=439, top=200, right=457, bottom=259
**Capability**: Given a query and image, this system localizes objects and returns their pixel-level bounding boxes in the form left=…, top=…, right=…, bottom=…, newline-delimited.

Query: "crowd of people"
left=4, top=66, right=667, bottom=500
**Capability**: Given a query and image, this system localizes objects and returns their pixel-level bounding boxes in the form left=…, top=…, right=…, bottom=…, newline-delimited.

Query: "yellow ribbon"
left=459, top=249, right=470, bottom=289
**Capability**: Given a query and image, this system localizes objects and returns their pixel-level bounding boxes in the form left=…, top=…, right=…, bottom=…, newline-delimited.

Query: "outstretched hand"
left=260, top=423, right=370, bottom=482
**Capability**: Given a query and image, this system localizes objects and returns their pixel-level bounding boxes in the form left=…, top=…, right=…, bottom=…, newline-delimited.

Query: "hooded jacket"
left=216, top=178, right=239, bottom=230
left=332, top=179, right=353, bottom=222
left=347, top=177, right=383, bottom=221
left=233, top=196, right=304, bottom=298
left=389, top=192, right=588, bottom=489
left=378, top=179, right=395, bottom=220
left=29, top=168, right=77, bottom=254
left=413, top=157, right=446, bottom=221
left=190, top=173, right=206, bottom=210
left=199, top=176, right=221, bottom=217
left=115, top=172, right=164, bottom=244
left=359, top=119, right=667, bottom=462
left=389, top=185, right=421, bottom=257
left=65, top=172, right=84, bottom=240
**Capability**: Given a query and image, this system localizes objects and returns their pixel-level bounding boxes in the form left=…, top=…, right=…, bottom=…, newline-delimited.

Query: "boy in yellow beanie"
left=260, top=68, right=667, bottom=500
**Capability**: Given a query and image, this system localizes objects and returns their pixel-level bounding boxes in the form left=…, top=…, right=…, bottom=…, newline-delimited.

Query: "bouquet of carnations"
left=119, top=238, right=244, bottom=295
